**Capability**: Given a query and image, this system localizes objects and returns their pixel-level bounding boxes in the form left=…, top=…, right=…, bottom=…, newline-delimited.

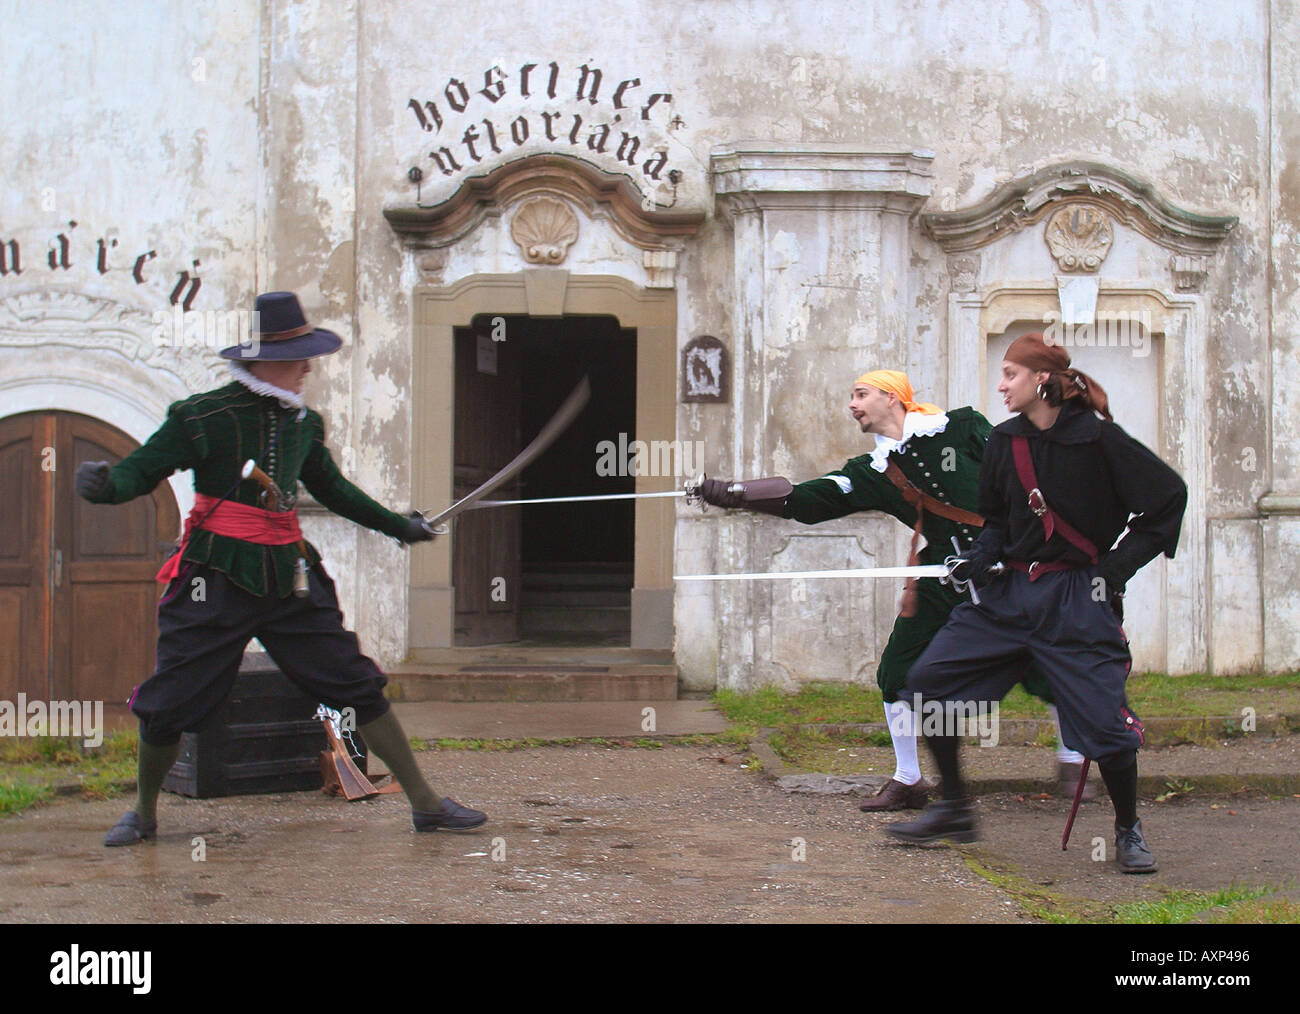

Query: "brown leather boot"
left=858, top=777, right=932, bottom=812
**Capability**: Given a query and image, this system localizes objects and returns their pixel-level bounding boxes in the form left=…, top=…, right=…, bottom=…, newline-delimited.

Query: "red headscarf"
left=1004, top=333, right=1112, bottom=421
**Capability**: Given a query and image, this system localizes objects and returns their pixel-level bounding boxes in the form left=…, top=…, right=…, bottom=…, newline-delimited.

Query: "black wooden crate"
left=162, top=652, right=366, bottom=798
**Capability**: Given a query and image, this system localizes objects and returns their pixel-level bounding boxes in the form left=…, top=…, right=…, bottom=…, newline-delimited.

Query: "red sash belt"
left=157, top=494, right=304, bottom=583
left=1006, top=559, right=1079, bottom=581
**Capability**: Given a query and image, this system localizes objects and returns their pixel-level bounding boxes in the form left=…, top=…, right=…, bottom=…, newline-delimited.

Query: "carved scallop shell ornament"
left=1044, top=205, right=1113, bottom=272
left=511, top=196, right=580, bottom=264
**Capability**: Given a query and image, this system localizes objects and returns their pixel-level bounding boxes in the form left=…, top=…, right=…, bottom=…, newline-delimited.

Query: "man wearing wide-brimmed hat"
left=77, top=291, right=486, bottom=844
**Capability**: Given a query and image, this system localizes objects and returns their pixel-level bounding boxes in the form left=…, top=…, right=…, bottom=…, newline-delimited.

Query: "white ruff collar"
left=868, top=410, right=950, bottom=472
left=228, top=361, right=306, bottom=414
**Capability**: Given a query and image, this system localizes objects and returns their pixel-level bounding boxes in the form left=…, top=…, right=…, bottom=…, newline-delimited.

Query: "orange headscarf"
left=854, top=370, right=942, bottom=415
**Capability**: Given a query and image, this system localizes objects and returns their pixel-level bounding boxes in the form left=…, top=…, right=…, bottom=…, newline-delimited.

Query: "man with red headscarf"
left=887, top=334, right=1186, bottom=874
left=698, top=369, right=1065, bottom=812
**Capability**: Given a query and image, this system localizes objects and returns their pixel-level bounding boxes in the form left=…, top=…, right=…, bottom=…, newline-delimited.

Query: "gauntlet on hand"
left=696, top=476, right=793, bottom=517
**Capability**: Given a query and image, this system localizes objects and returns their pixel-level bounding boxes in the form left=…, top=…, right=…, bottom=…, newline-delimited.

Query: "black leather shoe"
left=104, top=811, right=157, bottom=847
left=1115, top=819, right=1158, bottom=874
left=884, top=798, right=978, bottom=844
left=412, top=798, right=487, bottom=832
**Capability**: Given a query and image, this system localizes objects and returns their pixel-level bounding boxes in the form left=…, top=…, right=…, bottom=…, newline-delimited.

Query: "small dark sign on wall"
left=681, top=335, right=727, bottom=403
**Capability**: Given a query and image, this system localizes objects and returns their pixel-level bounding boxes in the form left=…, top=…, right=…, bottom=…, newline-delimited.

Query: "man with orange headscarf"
left=698, top=369, right=1064, bottom=811
left=887, top=334, right=1186, bottom=874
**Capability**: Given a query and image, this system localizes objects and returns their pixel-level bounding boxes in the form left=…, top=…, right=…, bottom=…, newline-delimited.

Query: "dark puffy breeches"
left=131, top=562, right=391, bottom=746
left=903, top=568, right=1142, bottom=764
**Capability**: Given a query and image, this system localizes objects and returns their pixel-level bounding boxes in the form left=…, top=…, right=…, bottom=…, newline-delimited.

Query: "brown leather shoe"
left=859, top=777, right=932, bottom=812
left=1058, top=762, right=1098, bottom=801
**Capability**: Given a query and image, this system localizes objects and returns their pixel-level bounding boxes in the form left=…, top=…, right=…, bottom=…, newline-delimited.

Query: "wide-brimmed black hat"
left=219, top=291, right=344, bottom=361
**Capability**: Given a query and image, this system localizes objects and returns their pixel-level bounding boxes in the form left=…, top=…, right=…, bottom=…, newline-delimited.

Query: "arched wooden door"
left=0, top=412, right=180, bottom=709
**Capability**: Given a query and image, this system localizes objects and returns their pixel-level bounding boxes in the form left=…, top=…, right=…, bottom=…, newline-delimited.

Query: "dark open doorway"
left=452, top=314, right=635, bottom=646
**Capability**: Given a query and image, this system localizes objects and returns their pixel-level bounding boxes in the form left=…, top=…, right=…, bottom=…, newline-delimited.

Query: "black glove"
left=401, top=511, right=435, bottom=544
left=1096, top=559, right=1127, bottom=622
left=948, top=550, right=999, bottom=588
left=75, top=461, right=112, bottom=501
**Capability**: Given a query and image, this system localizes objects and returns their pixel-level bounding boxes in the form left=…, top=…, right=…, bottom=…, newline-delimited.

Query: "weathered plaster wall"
left=1261, top=0, right=1300, bottom=671
left=0, top=1, right=261, bottom=326
left=3, top=0, right=1287, bottom=679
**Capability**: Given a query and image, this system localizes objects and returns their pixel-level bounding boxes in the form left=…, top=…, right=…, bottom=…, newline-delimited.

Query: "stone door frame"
left=408, top=272, right=677, bottom=650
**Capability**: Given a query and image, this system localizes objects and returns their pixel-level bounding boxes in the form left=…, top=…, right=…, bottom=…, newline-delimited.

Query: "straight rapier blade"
left=675, top=565, right=952, bottom=582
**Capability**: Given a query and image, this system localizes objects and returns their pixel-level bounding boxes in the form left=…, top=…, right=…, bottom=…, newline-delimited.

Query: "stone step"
left=384, top=664, right=679, bottom=702
left=519, top=588, right=628, bottom=607
left=520, top=604, right=631, bottom=634
left=522, top=568, right=633, bottom=591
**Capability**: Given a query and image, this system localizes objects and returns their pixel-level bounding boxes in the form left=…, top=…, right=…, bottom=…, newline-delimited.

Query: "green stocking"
left=135, top=738, right=181, bottom=823
left=358, top=710, right=442, bottom=812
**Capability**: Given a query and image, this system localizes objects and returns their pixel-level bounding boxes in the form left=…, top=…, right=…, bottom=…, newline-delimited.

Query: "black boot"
left=1114, top=819, right=1158, bottom=874
left=885, top=798, right=978, bottom=844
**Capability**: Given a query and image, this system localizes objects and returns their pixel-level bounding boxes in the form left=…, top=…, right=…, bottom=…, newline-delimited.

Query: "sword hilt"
left=392, top=511, right=447, bottom=547
left=684, top=473, right=707, bottom=509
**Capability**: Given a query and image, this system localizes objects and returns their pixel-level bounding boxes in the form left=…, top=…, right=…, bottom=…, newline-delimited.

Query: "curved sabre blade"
left=422, top=375, right=592, bottom=529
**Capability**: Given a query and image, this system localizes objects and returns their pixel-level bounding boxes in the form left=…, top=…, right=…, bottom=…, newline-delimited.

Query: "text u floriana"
left=408, top=61, right=675, bottom=182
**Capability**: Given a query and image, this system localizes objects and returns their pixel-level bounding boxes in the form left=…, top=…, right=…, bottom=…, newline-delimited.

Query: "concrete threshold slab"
left=391, top=699, right=728, bottom=740
left=385, top=665, right=679, bottom=702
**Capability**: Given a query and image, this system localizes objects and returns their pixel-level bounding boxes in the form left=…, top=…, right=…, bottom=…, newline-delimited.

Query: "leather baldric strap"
left=1009, top=436, right=1099, bottom=564
left=882, top=460, right=985, bottom=527
left=883, top=456, right=984, bottom=617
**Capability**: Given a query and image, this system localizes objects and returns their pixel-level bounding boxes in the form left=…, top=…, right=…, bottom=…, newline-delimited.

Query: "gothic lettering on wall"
left=0, top=221, right=200, bottom=309
left=408, top=60, right=675, bottom=184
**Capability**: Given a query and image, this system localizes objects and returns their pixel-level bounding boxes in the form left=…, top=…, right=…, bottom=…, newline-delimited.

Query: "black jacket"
left=969, top=400, right=1187, bottom=591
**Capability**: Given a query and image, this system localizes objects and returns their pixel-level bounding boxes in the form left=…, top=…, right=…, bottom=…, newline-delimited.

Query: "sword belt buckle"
left=1028, top=560, right=1041, bottom=579
left=1027, top=488, right=1048, bottom=517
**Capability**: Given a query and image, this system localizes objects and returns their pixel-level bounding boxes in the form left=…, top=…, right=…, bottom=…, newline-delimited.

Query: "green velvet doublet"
left=783, top=407, right=1051, bottom=702
left=90, top=382, right=409, bottom=597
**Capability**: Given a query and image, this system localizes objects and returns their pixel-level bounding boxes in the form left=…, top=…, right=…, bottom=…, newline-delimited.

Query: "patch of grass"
left=1111, top=884, right=1276, bottom=924
left=963, top=852, right=1287, bottom=924
left=0, top=731, right=139, bottom=816
left=1155, top=779, right=1196, bottom=802
left=767, top=727, right=891, bottom=775
left=1126, top=671, right=1300, bottom=718
left=1206, top=895, right=1300, bottom=924
left=715, top=683, right=885, bottom=727
left=712, top=672, right=1300, bottom=735
left=0, top=780, right=56, bottom=815
left=962, top=852, right=1106, bottom=923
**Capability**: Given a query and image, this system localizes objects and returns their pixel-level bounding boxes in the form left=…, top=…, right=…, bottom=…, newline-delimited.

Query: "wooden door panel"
left=452, top=325, right=521, bottom=644
left=0, top=411, right=179, bottom=706
left=53, top=414, right=178, bottom=703
left=0, top=586, right=27, bottom=701
left=72, top=436, right=151, bottom=558
left=0, top=414, right=51, bottom=699
left=68, top=583, right=159, bottom=704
